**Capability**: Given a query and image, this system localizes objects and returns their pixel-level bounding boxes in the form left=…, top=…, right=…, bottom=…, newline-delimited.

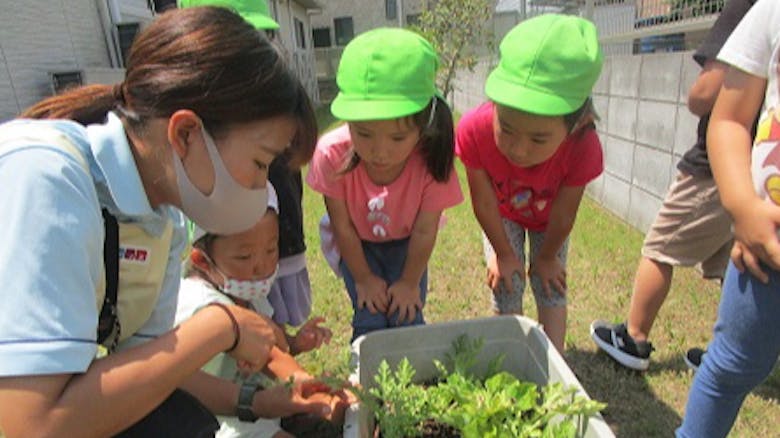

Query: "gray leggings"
left=482, top=218, right=568, bottom=313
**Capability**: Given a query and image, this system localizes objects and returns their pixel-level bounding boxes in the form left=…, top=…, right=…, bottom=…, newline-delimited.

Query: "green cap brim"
left=245, top=12, right=279, bottom=30
left=485, top=68, right=585, bottom=116
left=331, top=93, right=430, bottom=121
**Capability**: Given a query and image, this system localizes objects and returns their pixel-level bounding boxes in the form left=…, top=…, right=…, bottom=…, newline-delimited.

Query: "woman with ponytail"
left=0, top=7, right=332, bottom=437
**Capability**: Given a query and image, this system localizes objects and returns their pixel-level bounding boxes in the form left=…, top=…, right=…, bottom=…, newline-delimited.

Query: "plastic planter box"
left=342, top=315, right=614, bottom=438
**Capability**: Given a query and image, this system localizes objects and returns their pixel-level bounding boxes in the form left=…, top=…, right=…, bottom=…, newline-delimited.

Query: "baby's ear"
left=190, top=248, right=211, bottom=272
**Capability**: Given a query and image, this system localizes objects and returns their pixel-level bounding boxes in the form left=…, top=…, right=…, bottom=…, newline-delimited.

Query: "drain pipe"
left=96, top=0, right=121, bottom=68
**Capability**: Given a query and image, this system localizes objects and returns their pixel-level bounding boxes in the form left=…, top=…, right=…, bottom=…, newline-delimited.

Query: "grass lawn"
left=296, top=111, right=780, bottom=437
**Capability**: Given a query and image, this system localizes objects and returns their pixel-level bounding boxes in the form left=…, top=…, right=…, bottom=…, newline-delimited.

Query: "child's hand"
left=731, top=199, right=780, bottom=276
left=355, top=274, right=389, bottom=314
left=387, top=278, right=423, bottom=324
left=488, top=253, right=524, bottom=292
left=529, top=255, right=566, bottom=298
left=731, top=240, right=768, bottom=283
left=292, top=317, right=333, bottom=354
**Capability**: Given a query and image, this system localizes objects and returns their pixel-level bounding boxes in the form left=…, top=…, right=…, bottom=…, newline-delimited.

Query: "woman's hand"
left=354, top=273, right=389, bottom=314
left=220, top=305, right=280, bottom=373
left=387, top=278, right=423, bottom=324
left=291, top=317, right=333, bottom=354
left=487, top=253, right=524, bottom=292
left=251, top=379, right=339, bottom=420
left=529, top=255, right=566, bottom=298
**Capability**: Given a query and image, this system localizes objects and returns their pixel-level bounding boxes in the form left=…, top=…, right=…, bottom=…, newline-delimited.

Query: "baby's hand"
left=291, top=317, right=332, bottom=354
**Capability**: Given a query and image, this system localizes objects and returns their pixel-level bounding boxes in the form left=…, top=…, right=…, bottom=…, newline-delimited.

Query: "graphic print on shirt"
left=495, top=178, right=553, bottom=220
left=366, top=191, right=390, bottom=238
left=752, top=109, right=780, bottom=205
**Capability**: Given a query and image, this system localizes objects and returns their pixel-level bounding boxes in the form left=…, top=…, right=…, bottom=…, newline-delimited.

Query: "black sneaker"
left=590, top=320, right=654, bottom=371
left=684, top=347, right=706, bottom=372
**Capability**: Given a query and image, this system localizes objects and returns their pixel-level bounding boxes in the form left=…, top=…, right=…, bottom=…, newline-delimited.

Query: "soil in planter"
left=374, top=418, right=462, bottom=438
left=419, top=418, right=461, bottom=438
left=280, top=413, right=342, bottom=438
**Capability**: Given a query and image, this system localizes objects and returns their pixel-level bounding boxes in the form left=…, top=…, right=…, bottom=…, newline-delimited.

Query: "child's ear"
left=190, top=248, right=211, bottom=272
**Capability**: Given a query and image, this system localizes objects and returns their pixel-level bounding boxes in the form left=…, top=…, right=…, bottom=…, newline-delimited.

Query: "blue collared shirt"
left=0, top=113, right=186, bottom=376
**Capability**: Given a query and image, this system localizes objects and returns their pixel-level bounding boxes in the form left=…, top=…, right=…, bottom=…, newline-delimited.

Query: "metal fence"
left=585, top=0, right=723, bottom=55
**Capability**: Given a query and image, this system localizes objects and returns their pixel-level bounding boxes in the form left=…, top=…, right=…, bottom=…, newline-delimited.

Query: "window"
left=386, top=0, right=397, bottom=20
left=334, top=17, right=354, bottom=46
left=50, top=71, right=83, bottom=94
left=116, top=22, right=141, bottom=67
left=313, top=27, right=331, bottom=48
left=406, top=13, right=421, bottom=27
left=294, top=17, right=306, bottom=49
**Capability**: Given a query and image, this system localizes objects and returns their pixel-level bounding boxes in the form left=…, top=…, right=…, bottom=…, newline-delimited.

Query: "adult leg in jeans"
left=676, top=262, right=780, bottom=437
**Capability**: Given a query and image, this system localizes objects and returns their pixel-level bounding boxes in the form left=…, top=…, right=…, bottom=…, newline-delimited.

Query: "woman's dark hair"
left=563, top=97, right=598, bottom=133
left=20, top=6, right=316, bottom=168
left=340, top=94, right=455, bottom=182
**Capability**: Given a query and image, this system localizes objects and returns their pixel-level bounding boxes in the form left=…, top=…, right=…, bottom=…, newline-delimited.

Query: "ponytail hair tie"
left=112, top=83, right=125, bottom=104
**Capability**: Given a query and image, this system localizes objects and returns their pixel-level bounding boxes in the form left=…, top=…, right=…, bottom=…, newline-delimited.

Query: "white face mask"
left=173, top=124, right=267, bottom=235
left=216, top=264, right=279, bottom=313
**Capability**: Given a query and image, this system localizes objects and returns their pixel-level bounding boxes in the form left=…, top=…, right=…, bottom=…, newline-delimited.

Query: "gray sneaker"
left=590, top=320, right=654, bottom=371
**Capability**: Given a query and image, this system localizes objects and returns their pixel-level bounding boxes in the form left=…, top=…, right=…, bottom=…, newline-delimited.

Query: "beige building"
left=309, top=0, right=426, bottom=49
left=269, top=0, right=323, bottom=104
left=0, top=0, right=322, bottom=122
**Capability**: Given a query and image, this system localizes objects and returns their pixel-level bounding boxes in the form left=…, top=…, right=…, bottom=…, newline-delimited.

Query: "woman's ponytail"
left=20, top=84, right=118, bottom=125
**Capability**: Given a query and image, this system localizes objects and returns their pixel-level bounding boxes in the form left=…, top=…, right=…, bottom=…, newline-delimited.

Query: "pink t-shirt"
left=456, top=102, right=603, bottom=232
left=306, top=124, right=464, bottom=242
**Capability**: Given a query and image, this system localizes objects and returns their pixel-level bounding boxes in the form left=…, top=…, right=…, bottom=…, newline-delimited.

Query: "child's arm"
left=324, top=195, right=389, bottom=313
left=532, top=185, right=586, bottom=297
left=386, top=209, right=440, bottom=323
left=466, top=167, right=524, bottom=291
left=688, top=59, right=729, bottom=117
left=262, top=346, right=313, bottom=381
left=708, top=67, right=780, bottom=281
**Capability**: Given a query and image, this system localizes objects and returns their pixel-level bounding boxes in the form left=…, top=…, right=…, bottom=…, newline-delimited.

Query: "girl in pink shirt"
left=456, top=15, right=604, bottom=353
left=306, top=28, right=463, bottom=340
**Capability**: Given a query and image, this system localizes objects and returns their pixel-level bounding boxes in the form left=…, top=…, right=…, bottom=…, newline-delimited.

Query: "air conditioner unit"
left=50, top=71, right=83, bottom=94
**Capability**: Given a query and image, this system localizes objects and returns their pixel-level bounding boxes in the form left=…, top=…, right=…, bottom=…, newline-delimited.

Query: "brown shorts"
left=642, top=172, right=733, bottom=279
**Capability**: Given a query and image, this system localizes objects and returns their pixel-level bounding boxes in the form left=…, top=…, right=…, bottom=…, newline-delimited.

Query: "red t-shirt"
left=456, top=102, right=603, bottom=231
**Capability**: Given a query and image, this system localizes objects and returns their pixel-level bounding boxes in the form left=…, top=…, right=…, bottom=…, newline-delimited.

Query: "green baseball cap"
left=331, top=28, right=439, bottom=121
left=486, top=14, right=602, bottom=116
left=178, top=0, right=280, bottom=30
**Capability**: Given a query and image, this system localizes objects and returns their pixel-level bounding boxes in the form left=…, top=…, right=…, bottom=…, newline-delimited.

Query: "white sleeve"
left=718, top=0, right=780, bottom=78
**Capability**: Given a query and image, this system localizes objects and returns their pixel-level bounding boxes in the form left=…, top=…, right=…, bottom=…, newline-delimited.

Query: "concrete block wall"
left=450, top=51, right=701, bottom=234
left=589, top=51, right=700, bottom=233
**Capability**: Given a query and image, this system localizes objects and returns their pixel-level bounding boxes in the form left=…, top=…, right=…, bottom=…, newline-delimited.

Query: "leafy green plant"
left=356, top=335, right=606, bottom=438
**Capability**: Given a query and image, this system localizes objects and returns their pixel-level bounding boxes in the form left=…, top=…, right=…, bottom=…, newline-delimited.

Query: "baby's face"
left=492, top=104, right=568, bottom=168
left=209, top=212, right=279, bottom=281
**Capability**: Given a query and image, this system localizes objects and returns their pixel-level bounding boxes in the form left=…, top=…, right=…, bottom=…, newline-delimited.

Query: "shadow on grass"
left=567, top=347, right=780, bottom=436
left=566, top=347, right=683, bottom=437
